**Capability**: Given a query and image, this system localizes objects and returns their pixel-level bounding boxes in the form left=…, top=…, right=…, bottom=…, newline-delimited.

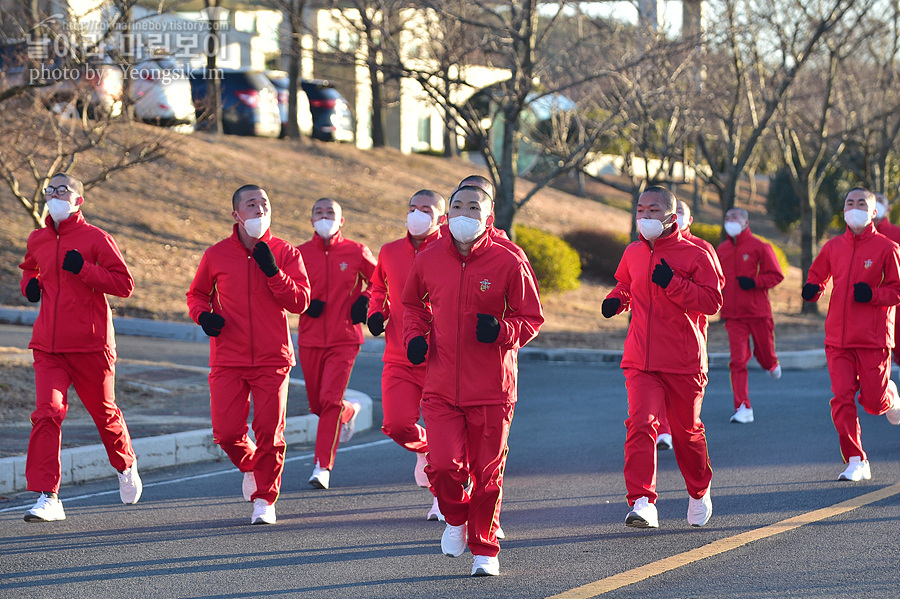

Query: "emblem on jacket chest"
left=742, top=253, right=750, bottom=261
left=864, top=259, right=873, bottom=269
left=339, top=262, right=348, bottom=271
left=480, top=279, right=491, bottom=292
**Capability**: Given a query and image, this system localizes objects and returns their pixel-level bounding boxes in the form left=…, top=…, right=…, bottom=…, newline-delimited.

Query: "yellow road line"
left=546, top=483, right=900, bottom=599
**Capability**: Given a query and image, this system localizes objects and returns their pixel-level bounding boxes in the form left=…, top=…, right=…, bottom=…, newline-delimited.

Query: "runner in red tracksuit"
left=19, top=173, right=141, bottom=523
left=802, top=188, right=900, bottom=482
left=716, top=208, right=784, bottom=424
left=187, top=185, right=311, bottom=525
left=874, top=193, right=900, bottom=365
left=367, top=190, right=445, bottom=518
left=653, top=201, right=724, bottom=449
left=602, top=186, right=723, bottom=529
left=403, top=186, right=543, bottom=577
left=297, top=198, right=376, bottom=490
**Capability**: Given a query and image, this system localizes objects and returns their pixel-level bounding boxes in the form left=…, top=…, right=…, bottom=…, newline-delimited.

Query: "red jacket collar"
left=640, top=225, right=682, bottom=248
left=406, top=228, right=441, bottom=251
left=725, top=226, right=753, bottom=245
left=442, top=227, right=493, bottom=260
left=843, top=222, right=878, bottom=241
left=49, top=209, right=86, bottom=233
left=309, top=228, right=345, bottom=250
left=229, top=223, right=273, bottom=250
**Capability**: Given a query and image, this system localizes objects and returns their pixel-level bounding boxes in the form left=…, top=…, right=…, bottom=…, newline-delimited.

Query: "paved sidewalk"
left=0, top=306, right=829, bottom=496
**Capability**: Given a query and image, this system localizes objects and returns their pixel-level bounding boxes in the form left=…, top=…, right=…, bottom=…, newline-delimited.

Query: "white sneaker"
left=309, top=463, right=330, bottom=489
left=687, top=491, right=713, bottom=527
left=117, top=460, right=142, bottom=504
left=251, top=498, right=276, bottom=524
left=730, top=405, right=754, bottom=424
left=625, top=496, right=658, bottom=528
left=768, top=364, right=782, bottom=379
left=496, top=526, right=505, bottom=540
left=427, top=496, right=445, bottom=521
left=414, top=452, right=430, bottom=487
left=441, top=522, right=467, bottom=557
left=838, top=456, right=872, bottom=481
left=471, top=555, right=500, bottom=576
left=884, top=381, right=900, bottom=425
left=24, top=493, right=66, bottom=522
left=340, top=398, right=362, bottom=443
left=656, top=433, right=673, bottom=450
left=242, top=471, right=256, bottom=502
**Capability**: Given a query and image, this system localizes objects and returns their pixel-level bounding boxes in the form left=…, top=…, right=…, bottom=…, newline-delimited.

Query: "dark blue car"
left=189, top=69, right=281, bottom=137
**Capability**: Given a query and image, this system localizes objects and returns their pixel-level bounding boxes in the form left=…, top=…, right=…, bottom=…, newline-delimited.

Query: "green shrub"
left=689, top=222, right=791, bottom=273
left=513, top=225, right=582, bottom=293
left=561, top=228, right=630, bottom=282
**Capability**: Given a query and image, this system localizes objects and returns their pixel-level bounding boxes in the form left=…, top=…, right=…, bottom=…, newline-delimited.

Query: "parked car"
left=300, top=79, right=354, bottom=142
left=0, top=41, right=123, bottom=118
left=264, top=70, right=312, bottom=138
left=129, top=56, right=196, bottom=130
left=188, top=69, right=281, bottom=138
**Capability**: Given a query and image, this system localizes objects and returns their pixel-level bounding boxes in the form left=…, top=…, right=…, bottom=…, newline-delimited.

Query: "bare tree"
left=695, top=0, right=860, bottom=221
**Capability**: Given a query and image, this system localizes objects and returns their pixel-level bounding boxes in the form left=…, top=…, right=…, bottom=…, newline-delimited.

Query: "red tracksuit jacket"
left=805, top=224, right=900, bottom=349
left=683, top=227, right=716, bottom=258
left=401, top=233, right=544, bottom=406
left=368, top=229, right=442, bottom=365
left=716, top=227, right=784, bottom=320
left=187, top=225, right=311, bottom=367
left=876, top=219, right=900, bottom=244
left=606, top=228, right=724, bottom=374
left=20, top=211, right=134, bottom=354
left=296, top=230, right=376, bottom=348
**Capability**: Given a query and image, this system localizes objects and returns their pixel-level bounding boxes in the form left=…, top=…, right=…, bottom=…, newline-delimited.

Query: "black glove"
left=252, top=241, right=279, bottom=277
left=407, top=335, right=428, bottom=365
left=25, top=277, right=41, bottom=303
left=367, top=312, right=385, bottom=336
left=476, top=313, right=500, bottom=343
left=306, top=299, right=325, bottom=318
left=854, top=282, right=873, bottom=303
left=62, top=249, right=83, bottom=274
left=802, top=283, right=819, bottom=301
left=737, top=276, right=756, bottom=290
left=198, top=311, right=225, bottom=337
left=351, top=295, right=369, bottom=324
left=651, top=258, right=674, bottom=289
left=601, top=297, right=620, bottom=319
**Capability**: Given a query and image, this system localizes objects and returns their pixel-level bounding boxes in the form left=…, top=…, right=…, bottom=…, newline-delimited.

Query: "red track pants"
left=421, top=396, right=513, bottom=557
left=725, top=317, right=779, bottom=410
left=825, top=346, right=893, bottom=462
left=381, top=362, right=428, bottom=454
left=623, top=368, right=712, bottom=505
left=27, top=349, right=136, bottom=494
left=297, top=344, right=360, bottom=470
left=209, top=365, right=290, bottom=504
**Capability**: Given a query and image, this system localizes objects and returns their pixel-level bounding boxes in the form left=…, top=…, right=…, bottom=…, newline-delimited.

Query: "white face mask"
left=676, top=215, right=686, bottom=230
left=723, top=221, right=743, bottom=238
left=637, top=218, right=666, bottom=241
left=47, top=198, right=76, bottom=223
left=313, top=218, right=340, bottom=239
left=240, top=212, right=271, bottom=239
left=875, top=203, right=887, bottom=219
left=448, top=216, right=485, bottom=244
left=844, top=208, right=871, bottom=230
left=406, top=210, right=433, bottom=237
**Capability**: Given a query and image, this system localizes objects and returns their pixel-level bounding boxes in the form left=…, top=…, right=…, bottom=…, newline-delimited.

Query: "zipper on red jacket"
left=52, top=229, right=62, bottom=353
left=843, top=234, right=859, bottom=347
left=456, top=261, right=466, bottom=406
left=247, top=255, right=256, bottom=365
left=644, top=248, right=654, bottom=371
left=324, top=248, right=330, bottom=346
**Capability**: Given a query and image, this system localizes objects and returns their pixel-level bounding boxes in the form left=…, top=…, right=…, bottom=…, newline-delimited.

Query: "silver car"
left=129, top=56, right=196, bottom=130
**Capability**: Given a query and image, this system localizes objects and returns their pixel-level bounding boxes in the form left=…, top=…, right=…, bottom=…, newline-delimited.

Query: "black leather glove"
left=252, top=241, right=279, bottom=277
left=367, top=312, right=385, bottom=336
left=25, top=277, right=41, bottom=303
left=62, top=249, right=83, bottom=274
left=651, top=258, right=674, bottom=289
left=802, top=283, right=819, bottom=301
left=407, top=336, right=428, bottom=365
left=476, top=313, right=500, bottom=343
left=306, top=299, right=325, bottom=318
left=601, top=298, right=620, bottom=319
left=198, top=311, right=225, bottom=337
left=737, top=276, right=756, bottom=290
left=351, top=295, right=369, bottom=324
left=854, top=282, right=873, bottom=303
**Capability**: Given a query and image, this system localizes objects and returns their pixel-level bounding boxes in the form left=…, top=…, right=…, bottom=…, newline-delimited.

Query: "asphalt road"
left=2, top=330, right=900, bottom=598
